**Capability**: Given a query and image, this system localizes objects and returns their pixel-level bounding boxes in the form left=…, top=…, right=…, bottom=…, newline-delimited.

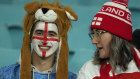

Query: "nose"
left=42, top=8, right=49, bottom=14
left=92, top=37, right=98, bottom=44
left=42, top=41, right=48, bottom=45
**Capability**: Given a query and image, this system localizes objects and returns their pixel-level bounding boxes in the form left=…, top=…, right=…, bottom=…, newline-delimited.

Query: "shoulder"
left=124, top=60, right=140, bottom=73
left=0, top=63, right=20, bottom=78
left=68, top=72, right=77, bottom=79
left=115, top=59, right=140, bottom=75
left=0, top=63, right=20, bottom=72
left=114, top=60, right=140, bottom=78
left=77, top=60, right=100, bottom=79
left=79, top=60, right=100, bottom=73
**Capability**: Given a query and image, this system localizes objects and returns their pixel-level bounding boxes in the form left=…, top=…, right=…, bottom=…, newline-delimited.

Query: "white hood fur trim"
left=35, top=9, right=57, bottom=22
left=56, top=37, right=62, bottom=72
left=65, top=11, right=76, bottom=20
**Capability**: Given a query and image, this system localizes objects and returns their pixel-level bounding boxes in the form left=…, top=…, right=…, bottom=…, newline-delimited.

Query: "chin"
left=99, top=56, right=108, bottom=59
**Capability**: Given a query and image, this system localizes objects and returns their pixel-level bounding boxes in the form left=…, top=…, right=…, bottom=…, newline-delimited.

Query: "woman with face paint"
left=0, top=1, right=78, bottom=79
left=77, top=0, right=140, bottom=79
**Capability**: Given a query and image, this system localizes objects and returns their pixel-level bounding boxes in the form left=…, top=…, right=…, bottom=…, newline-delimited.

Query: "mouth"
left=98, top=47, right=103, bottom=50
left=39, top=45, right=51, bottom=52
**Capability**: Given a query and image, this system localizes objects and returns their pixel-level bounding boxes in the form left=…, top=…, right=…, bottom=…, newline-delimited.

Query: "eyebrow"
left=35, top=30, right=43, bottom=32
left=48, top=31, right=57, bottom=34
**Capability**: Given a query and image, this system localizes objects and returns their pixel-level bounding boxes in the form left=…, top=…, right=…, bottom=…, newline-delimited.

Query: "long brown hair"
left=93, top=34, right=134, bottom=71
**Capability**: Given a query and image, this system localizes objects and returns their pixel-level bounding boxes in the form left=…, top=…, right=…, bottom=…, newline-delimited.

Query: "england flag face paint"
left=32, top=21, right=59, bottom=57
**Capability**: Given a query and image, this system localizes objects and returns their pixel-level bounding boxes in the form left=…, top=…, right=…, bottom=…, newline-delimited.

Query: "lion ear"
left=63, top=6, right=78, bottom=21
left=24, top=1, right=41, bottom=14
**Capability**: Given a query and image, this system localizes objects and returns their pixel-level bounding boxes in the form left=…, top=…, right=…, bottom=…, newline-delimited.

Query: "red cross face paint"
left=32, top=21, right=59, bottom=57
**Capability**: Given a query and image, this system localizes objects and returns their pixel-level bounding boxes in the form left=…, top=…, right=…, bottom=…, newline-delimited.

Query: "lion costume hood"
left=20, top=1, right=78, bottom=79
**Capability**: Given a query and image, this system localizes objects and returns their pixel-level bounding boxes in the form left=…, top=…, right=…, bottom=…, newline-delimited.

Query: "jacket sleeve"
left=77, top=60, right=99, bottom=79
left=77, top=62, right=93, bottom=79
left=0, top=67, right=4, bottom=79
left=77, top=66, right=87, bottom=79
left=68, top=72, right=77, bottom=79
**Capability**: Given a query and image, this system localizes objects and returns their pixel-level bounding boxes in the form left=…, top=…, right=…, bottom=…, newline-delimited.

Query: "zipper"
left=48, top=71, right=51, bottom=79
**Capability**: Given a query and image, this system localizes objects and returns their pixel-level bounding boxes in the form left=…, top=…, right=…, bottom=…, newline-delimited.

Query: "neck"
left=31, top=50, right=55, bottom=72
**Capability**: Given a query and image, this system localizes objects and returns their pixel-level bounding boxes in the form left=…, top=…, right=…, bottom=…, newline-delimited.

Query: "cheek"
left=101, top=35, right=112, bottom=54
left=51, top=41, right=59, bottom=48
left=102, top=42, right=110, bottom=57
left=32, top=39, right=41, bottom=46
left=101, top=38, right=111, bottom=47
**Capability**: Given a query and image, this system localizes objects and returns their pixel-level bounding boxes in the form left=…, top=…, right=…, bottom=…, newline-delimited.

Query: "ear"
left=24, top=1, right=41, bottom=14
left=63, top=6, right=78, bottom=21
left=52, top=1, right=61, bottom=8
left=41, top=1, right=49, bottom=7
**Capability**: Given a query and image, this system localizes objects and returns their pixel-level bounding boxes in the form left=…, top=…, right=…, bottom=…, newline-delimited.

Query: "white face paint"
left=32, top=21, right=59, bottom=57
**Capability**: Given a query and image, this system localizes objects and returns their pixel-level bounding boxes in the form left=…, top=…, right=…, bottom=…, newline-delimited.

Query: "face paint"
left=32, top=21, right=59, bottom=57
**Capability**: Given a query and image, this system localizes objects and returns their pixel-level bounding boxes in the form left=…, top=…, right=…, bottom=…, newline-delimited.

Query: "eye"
left=48, top=31, right=57, bottom=37
left=96, top=30, right=102, bottom=36
left=35, top=30, right=44, bottom=36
